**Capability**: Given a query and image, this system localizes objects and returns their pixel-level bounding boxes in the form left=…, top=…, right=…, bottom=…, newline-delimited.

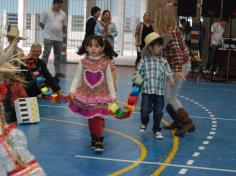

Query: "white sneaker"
left=155, top=132, right=164, bottom=139
left=139, top=124, right=146, bottom=132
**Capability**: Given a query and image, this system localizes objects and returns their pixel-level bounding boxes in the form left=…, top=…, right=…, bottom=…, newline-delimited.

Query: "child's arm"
left=110, top=60, right=117, bottom=91
left=70, top=60, right=83, bottom=94
left=135, top=57, right=144, bottom=78
left=106, top=63, right=116, bottom=100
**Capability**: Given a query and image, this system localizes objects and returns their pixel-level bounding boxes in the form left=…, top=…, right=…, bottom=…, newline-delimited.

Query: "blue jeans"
left=140, top=93, right=164, bottom=132
left=206, top=44, right=220, bottom=72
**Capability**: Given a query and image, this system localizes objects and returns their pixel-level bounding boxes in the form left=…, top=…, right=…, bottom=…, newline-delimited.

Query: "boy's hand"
left=168, top=77, right=174, bottom=86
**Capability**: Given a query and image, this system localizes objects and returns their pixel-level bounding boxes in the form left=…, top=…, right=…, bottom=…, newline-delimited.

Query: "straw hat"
left=6, top=26, right=25, bottom=40
left=141, top=32, right=172, bottom=56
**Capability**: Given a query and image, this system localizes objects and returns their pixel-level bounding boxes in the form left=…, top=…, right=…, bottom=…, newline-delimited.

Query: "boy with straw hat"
left=136, top=32, right=174, bottom=139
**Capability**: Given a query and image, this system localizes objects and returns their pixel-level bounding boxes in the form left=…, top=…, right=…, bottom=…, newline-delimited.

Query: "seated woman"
left=21, top=43, right=61, bottom=97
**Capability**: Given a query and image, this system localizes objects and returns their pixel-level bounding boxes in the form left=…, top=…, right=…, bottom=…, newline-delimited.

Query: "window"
left=26, top=14, right=31, bottom=29
left=71, top=15, right=84, bottom=32
left=124, top=17, right=132, bottom=32
left=7, top=13, right=17, bottom=26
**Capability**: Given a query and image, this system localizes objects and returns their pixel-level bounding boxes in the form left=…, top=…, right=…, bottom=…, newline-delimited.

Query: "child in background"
left=136, top=32, right=174, bottom=139
left=69, top=35, right=117, bottom=152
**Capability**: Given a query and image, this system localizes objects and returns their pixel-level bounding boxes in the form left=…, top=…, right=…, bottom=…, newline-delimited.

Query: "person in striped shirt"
left=136, top=32, right=174, bottom=139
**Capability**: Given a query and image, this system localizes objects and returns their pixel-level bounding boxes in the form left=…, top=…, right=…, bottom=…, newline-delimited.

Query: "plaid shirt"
left=136, top=55, right=172, bottom=95
left=163, top=27, right=190, bottom=72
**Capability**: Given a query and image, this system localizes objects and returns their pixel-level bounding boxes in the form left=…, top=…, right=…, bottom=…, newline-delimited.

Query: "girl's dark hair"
left=77, top=35, right=118, bottom=59
left=149, top=37, right=164, bottom=47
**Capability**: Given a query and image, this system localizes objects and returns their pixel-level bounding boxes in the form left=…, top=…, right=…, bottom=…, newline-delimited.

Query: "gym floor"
left=18, top=64, right=236, bottom=176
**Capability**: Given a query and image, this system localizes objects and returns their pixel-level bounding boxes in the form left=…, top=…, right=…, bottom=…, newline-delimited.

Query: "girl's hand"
left=69, top=93, right=76, bottom=99
left=112, top=98, right=117, bottom=103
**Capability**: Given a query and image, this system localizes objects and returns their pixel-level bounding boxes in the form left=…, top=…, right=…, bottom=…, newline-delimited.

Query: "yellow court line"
left=40, top=117, right=147, bottom=175
left=106, top=128, right=147, bottom=176
left=151, top=120, right=179, bottom=176
left=120, top=103, right=179, bottom=176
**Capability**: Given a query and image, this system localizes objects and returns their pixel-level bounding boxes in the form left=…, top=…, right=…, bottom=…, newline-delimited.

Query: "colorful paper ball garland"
left=28, top=60, right=69, bottom=103
left=108, top=75, right=143, bottom=120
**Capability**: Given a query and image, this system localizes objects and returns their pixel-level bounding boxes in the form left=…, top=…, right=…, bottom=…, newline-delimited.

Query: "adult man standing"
left=205, top=18, right=229, bottom=74
left=39, top=0, right=67, bottom=78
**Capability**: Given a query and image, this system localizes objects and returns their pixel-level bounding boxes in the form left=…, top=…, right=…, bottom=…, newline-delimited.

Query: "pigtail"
left=77, top=39, right=87, bottom=55
left=77, top=35, right=118, bottom=59
left=103, top=39, right=118, bottom=59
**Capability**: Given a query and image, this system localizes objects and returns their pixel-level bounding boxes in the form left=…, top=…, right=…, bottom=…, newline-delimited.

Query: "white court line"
left=39, top=105, right=236, bottom=122
left=178, top=168, right=188, bottom=174
left=192, top=152, right=200, bottom=157
left=74, top=154, right=236, bottom=174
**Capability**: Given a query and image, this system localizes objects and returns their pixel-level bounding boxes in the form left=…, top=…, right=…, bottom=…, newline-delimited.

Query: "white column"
left=18, top=0, right=27, bottom=47
left=85, top=0, right=96, bottom=19
left=119, top=0, right=125, bottom=56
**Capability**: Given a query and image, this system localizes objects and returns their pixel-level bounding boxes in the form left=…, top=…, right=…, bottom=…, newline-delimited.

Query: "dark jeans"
left=140, top=93, right=164, bottom=133
left=206, top=45, right=220, bottom=72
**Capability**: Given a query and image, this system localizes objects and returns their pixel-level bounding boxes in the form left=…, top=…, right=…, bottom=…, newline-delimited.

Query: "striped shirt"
left=163, top=27, right=190, bottom=72
left=136, top=55, right=172, bottom=95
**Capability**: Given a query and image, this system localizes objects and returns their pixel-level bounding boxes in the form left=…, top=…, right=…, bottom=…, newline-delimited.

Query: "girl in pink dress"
left=69, top=35, right=117, bottom=152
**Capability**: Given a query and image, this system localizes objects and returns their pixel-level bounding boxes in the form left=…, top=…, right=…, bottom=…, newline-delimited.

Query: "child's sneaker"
left=154, top=131, right=164, bottom=139
left=90, top=135, right=97, bottom=149
left=139, top=124, right=147, bottom=132
left=94, top=137, right=104, bottom=152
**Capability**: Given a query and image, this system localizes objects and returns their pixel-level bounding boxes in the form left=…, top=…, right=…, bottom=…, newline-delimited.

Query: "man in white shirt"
left=39, top=0, right=67, bottom=78
left=205, top=18, right=229, bottom=74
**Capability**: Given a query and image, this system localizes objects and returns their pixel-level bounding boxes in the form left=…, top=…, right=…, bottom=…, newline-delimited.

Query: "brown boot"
left=163, top=104, right=181, bottom=130
left=175, top=108, right=196, bottom=137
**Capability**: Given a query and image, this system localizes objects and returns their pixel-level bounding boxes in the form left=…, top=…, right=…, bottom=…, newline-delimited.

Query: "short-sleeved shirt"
left=211, top=22, right=225, bottom=46
left=40, top=8, right=67, bottom=41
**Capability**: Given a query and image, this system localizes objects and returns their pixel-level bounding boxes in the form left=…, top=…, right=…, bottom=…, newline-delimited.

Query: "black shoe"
left=55, top=73, right=65, bottom=78
left=54, top=77, right=60, bottom=84
left=94, top=137, right=104, bottom=152
left=90, top=135, right=97, bottom=149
